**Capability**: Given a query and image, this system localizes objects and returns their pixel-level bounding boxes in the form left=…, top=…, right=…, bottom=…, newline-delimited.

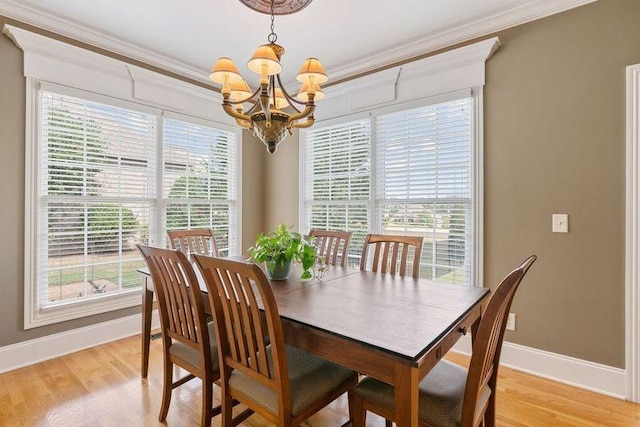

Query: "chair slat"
left=360, top=234, right=424, bottom=279
left=310, top=229, right=352, bottom=267
left=168, top=228, right=219, bottom=257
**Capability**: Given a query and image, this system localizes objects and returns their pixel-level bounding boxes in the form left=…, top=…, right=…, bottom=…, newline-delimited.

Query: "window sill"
left=25, top=288, right=142, bottom=330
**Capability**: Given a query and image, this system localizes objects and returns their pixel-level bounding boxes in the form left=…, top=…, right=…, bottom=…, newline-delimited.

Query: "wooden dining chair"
left=137, top=245, right=221, bottom=427
left=140, top=229, right=219, bottom=378
left=359, top=234, right=424, bottom=278
left=309, top=229, right=352, bottom=267
left=351, top=255, right=537, bottom=427
left=193, top=255, right=359, bottom=427
left=168, top=228, right=219, bottom=256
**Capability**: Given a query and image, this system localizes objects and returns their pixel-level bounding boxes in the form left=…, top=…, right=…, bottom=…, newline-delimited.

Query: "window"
left=301, top=118, right=371, bottom=264
left=301, top=92, right=479, bottom=285
left=27, top=89, right=240, bottom=328
left=163, top=118, right=238, bottom=256
left=375, top=98, right=473, bottom=284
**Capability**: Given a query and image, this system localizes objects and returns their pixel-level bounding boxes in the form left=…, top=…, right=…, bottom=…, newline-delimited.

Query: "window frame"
left=299, top=112, right=372, bottom=264
left=300, top=89, right=484, bottom=286
left=160, top=111, right=242, bottom=256
left=24, top=81, right=241, bottom=329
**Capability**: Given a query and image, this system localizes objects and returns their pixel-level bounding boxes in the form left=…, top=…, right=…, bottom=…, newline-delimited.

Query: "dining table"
left=138, top=261, right=489, bottom=427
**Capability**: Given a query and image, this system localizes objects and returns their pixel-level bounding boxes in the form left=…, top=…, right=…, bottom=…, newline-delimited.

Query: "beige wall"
left=1, top=0, right=638, bottom=368
left=241, top=129, right=267, bottom=252
left=263, top=0, right=639, bottom=368
left=263, top=132, right=301, bottom=232
left=482, top=0, right=640, bottom=367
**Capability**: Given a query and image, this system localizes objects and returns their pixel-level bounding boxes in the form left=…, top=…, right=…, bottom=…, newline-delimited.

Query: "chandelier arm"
left=290, top=116, right=315, bottom=129
left=287, top=103, right=315, bottom=125
left=235, top=119, right=252, bottom=129
left=271, top=75, right=277, bottom=108
left=222, top=102, right=252, bottom=123
left=276, top=74, right=307, bottom=109
left=228, top=86, right=262, bottom=105
left=245, top=100, right=261, bottom=115
left=245, top=100, right=262, bottom=116
left=278, top=87, right=302, bottom=114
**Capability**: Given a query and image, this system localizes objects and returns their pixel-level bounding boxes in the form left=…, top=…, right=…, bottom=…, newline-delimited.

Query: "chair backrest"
left=461, top=255, right=537, bottom=426
left=168, top=228, right=219, bottom=257
left=137, top=245, right=213, bottom=371
left=193, top=256, right=292, bottom=416
left=359, top=234, right=424, bottom=278
left=309, top=229, right=352, bottom=267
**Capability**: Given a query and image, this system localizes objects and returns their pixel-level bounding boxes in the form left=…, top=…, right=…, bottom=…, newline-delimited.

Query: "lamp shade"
left=296, top=57, right=328, bottom=84
left=247, top=45, right=282, bottom=76
left=209, top=57, right=242, bottom=84
left=296, top=81, right=324, bottom=102
left=230, top=80, right=253, bottom=102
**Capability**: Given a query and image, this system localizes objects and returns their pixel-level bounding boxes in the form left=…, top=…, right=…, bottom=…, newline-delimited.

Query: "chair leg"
left=221, top=388, right=234, bottom=427
left=385, top=420, right=393, bottom=427
left=350, top=391, right=366, bottom=427
left=159, top=361, right=173, bottom=421
left=346, top=390, right=355, bottom=425
left=141, top=284, right=153, bottom=378
left=484, top=395, right=496, bottom=427
left=201, top=379, right=213, bottom=427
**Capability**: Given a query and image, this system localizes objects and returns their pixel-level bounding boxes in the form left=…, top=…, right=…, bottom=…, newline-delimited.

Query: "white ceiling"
left=1, top=0, right=595, bottom=87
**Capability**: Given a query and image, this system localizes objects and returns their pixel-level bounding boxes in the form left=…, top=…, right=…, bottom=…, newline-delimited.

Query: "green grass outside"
left=48, top=263, right=143, bottom=288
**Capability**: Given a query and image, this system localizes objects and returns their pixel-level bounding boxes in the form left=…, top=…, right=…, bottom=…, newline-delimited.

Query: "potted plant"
left=248, top=224, right=316, bottom=280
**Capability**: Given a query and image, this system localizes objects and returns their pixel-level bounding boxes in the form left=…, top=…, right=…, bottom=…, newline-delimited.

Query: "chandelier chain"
left=268, top=0, right=277, bottom=43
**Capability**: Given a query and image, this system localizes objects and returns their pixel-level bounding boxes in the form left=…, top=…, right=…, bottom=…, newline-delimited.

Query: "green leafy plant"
left=248, top=224, right=316, bottom=279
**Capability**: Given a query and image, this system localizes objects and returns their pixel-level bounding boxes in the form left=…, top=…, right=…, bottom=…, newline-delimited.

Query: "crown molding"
left=0, top=0, right=596, bottom=86
left=327, top=0, right=598, bottom=83
left=324, top=37, right=500, bottom=98
left=4, top=24, right=231, bottom=123
left=318, top=37, right=498, bottom=121
left=0, top=0, right=212, bottom=86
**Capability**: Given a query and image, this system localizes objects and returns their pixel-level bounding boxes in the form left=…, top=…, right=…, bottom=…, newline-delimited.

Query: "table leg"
left=471, top=313, right=481, bottom=348
left=141, top=277, right=153, bottom=378
left=394, top=364, right=419, bottom=427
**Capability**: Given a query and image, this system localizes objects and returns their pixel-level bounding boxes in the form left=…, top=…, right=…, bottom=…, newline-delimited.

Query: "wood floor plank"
left=0, top=336, right=638, bottom=426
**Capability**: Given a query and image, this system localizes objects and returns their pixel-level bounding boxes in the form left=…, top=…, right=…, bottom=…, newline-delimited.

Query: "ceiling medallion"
left=238, top=0, right=313, bottom=15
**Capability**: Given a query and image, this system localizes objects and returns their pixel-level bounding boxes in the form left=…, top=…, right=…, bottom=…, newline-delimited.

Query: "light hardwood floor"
left=0, top=335, right=639, bottom=426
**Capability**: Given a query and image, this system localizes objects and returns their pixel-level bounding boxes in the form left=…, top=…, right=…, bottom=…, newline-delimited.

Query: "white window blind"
left=302, top=118, right=371, bottom=265
left=301, top=94, right=476, bottom=285
left=375, top=97, right=473, bottom=284
left=163, top=118, right=238, bottom=256
left=41, top=91, right=156, bottom=307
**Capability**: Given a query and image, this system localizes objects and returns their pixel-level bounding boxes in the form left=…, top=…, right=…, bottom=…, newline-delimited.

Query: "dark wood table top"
left=271, top=269, right=488, bottom=362
left=138, top=262, right=489, bottom=363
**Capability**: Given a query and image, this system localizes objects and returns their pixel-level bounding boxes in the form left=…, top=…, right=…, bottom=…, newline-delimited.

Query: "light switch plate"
left=552, top=214, right=569, bottom=233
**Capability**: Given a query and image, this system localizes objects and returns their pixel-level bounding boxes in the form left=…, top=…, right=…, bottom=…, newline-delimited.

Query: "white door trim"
left=625, top=63, right=640, bottom=403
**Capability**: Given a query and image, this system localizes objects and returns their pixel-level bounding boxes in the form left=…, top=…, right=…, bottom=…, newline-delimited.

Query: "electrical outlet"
left=506, top=313, right=516, bottom=331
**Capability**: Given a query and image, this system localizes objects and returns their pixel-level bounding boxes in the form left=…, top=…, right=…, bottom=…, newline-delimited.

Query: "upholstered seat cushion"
left=169, top=322, right=219, bottom=371
left=354, top=359, right=491, bottom=427
left=229, top=344, right=356, bottom=416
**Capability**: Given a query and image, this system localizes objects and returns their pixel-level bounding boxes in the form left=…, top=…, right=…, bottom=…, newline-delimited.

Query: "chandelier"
left=209, top=0, right=327, bottom=154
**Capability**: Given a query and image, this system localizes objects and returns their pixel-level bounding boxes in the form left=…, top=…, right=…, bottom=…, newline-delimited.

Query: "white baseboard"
left=453, top=336, right=626, bottom=399
left=0, top=312, right=160, bottom=374
left=0, top=316, right=627, bottom=400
